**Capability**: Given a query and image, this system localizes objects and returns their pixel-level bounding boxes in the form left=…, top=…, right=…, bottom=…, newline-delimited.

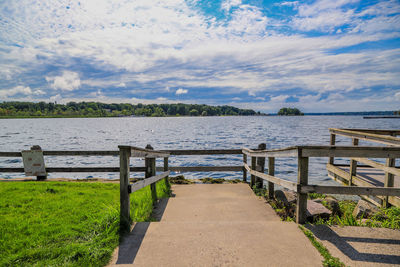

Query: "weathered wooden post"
left=328, top=133, right=336, bottom=164
left=255, top=143, right=266, bottom=189
left=145, top=144, right=157, bottom=203
left=383, top=157, right=395, bottom=208
left=243, top=153, right=247, bottom=182
left=119, top=145, right=131, bottom=229
left=250, top=156, right=256, bottom=188
left=296, top=149, right=309, bottom=224
left=164, top=157, right=170, bottom=191
left=349, top=138, right=359, bottom=185
left=268, top=157, right=275, bottom=200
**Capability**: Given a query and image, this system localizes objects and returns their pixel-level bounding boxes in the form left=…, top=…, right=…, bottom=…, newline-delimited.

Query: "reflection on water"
left=0, top=116, right=398, bottom=184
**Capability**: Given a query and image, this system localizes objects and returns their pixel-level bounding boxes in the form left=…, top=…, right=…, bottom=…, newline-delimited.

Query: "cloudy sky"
left=0, top=0, right=399, bottom=112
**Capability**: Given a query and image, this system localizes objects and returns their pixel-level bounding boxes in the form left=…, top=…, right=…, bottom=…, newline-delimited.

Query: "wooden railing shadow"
left=116, top=196, right=171, bottom=264
left=305, top=224, right=400, bottom=264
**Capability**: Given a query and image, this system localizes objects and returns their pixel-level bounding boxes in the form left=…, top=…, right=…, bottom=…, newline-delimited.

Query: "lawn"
left=0, top=179, right=170, bottom=266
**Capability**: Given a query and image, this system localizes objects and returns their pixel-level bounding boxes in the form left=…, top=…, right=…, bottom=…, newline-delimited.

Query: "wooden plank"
left=353, top=158, right=400, bottom=177
left=0, top=152, right=22, bottom=157
left=247, top=168, right=297, bottom=192
left=349, top=138, right=359, bottom=185
left=255, top=143, right=266, bottom=189
left=164, top=157, right=170, bottom=189
left=242, top=147, right=299, bottom=158
left=244, top=163, right=251, bottom=172
left=155, top=166, right=243, bottom=172
left=341, top=129, right=400, bottom=135
left=329, top=133, right=336, bottom=164
left=327, top=163, right=400, bottom=207
left=301, top=185, right=400, bottom=196
left=44, top=151, right=118, bottom=156
left=163, top=149, right=243, bottom=155
left=144, top=145, right=157, bottom=202
left=296, top=154, right=308, bottom=224
left=243, top=154, right=247, bottom=182
left=119, top=147, right=131, bottom=229
left=268, top=157, right=275, bottom=200
left=130, top=171, right=170, bottom=193
left=0, top=167, right=146, bottom=173
left=383, top=157, right=396, bottom=207
left=301, top=146, right=400, bottom=158
left=329, top=128, right=400, bottom=146
left=251, top=156, right=256, bottom=188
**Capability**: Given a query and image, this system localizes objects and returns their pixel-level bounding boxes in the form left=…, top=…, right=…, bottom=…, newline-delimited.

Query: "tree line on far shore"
left=0, top=101, right=261, bottom=118
left=277, top=107, right=304, bottom=116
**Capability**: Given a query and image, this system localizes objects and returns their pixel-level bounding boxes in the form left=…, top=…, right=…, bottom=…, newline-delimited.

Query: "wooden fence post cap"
left=146, top=144, right=154, bottom=150
left=31, top=145, right=42, bottom=151
left=258, top=143, right=266, bottom=150
left=118, top=145, right=131, bottom=150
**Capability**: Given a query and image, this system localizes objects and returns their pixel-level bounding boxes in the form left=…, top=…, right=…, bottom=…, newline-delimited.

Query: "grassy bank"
left=0, top=180, right=170, bottom=266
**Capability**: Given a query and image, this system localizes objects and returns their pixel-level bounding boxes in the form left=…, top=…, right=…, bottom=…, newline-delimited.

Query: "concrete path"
left=306, top=225, right=400, bottom=267
left=108, top=184, right=322, bottom=266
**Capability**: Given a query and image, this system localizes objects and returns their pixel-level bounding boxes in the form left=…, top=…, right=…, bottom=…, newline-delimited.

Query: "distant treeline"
left=305, top=111, right=399, bottom=116
left=0, top=101, right=261, bottom=118
left=277, top=107, right=304, bottom=116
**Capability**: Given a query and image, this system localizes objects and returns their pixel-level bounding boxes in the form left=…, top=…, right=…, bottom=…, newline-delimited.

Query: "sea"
left=0, top=116, right=399, bottom=185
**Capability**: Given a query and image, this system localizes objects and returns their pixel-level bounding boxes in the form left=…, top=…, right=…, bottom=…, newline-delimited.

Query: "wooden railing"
left=328, top=128, right=400, bottom=207
left=243, top=145, right=400, bottom=224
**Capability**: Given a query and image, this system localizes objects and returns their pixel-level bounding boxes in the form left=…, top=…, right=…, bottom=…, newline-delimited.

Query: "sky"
left=0, top=0, right=399, bottom=113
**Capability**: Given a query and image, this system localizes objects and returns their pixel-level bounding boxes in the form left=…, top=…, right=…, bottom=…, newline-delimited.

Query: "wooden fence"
left=328, top=128, right=400, bottom=207
left=243, top=145, right=400, bottom=224
left=1, top=134, right=399, bottom=225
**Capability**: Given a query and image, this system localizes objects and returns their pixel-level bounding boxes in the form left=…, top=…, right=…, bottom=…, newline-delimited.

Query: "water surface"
left=1, top=116, right=398, bottom=185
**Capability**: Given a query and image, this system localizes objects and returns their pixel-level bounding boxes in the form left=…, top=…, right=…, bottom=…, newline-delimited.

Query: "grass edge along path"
left=298, top=225, right=347, bottom=267
left=0, top=179, right=170, bottom=266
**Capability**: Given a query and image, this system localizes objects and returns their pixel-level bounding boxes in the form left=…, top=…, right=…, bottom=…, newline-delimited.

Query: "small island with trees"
left=0, top=101, right=261, bottom=118
left=277, top=107, right=304, bottom=116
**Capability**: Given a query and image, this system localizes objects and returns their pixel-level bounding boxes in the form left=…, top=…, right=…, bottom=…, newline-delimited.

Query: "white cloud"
left=395, top=91, right=400, bottom=101
left=33, top=89, right=45, bottom=95
left=49, top=94, right=62, bottom=103
left=176, top=88, right=188, bottom=95
left=46, top=71, right=81, bottom=91
left=221, top=0, right=242, bottom=12
left=0, top=0, right=399, bottom=111
left=0, top=85, right=32, bottom=97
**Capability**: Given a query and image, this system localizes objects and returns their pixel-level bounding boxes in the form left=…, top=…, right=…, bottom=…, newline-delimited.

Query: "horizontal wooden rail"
left=243, top=146, right=400, bottom=158
left=0, top=151, right=119, bottom=157
left=327, top=163, right=400, bottom=207
left=129, top=171, right=170, bottom=193
left=353, top=157, right=400, bottom=177
left=0, top=167, right=147, bottom=173
left=119, top=145, right=170, bottom=158
left=242, top=147, right=298, bottom=158
left=341, top=129, right=400, bottom=135
left=1, top=149, right=244, bottom=158
left=330, top=128, right=400, bottom=146
left=156, top=166, right=242, bottom=172
left=300, top=146, right=400, bottom=158
left=162, top=149, right=243, bottom=155
left=244, top=163, right=298, bottom=192
left=301, top=185, right=400, bottom=196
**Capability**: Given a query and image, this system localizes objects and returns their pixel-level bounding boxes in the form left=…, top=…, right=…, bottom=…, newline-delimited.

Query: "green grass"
left=298, top=225, right=346, bottom=267
left=0, top=179, right=170, bottom=266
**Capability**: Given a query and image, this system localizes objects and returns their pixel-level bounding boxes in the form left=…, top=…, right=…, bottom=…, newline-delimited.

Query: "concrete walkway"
left=306, top=225, right=400, bottom=267
left=108, top=184, right=322, bottom=266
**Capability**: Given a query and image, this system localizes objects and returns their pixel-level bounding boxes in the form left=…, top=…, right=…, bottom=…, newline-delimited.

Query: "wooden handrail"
left=243, top=146, right=400, bottom=158
left=243, top=163, right=298, bottom=192
left=353, top=157, right=400, bottom=177
left=329, top=128, right=400, bottom=146
left=300, top=185, right=400, bottom=196
left=129, top=171, right=170, bottom=194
